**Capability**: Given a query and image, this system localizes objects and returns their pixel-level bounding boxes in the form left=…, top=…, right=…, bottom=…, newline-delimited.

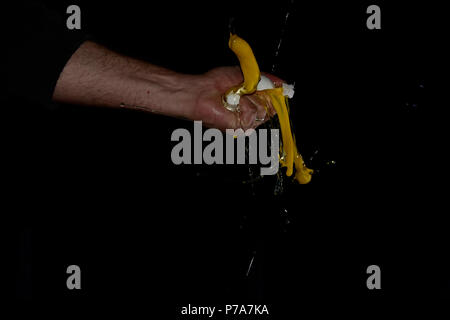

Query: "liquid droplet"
left=271, top=4, right=294, bottom=73
left=246, top=252, right=256, bottom=277
left=326, top=160, right=336, bottom=166
left=309, top=149, right=319, bottom=161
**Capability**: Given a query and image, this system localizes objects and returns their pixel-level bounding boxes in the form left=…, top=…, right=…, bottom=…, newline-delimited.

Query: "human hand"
left=187, top=66, right=283, bottom=131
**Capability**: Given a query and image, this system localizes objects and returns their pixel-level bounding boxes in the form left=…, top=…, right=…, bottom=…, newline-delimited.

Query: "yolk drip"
left=226, top=33, right=313, bottom=184
left=262, top=89, right=313, bottom=184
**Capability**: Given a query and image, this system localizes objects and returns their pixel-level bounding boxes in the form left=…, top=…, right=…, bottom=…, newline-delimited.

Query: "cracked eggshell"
left=226, top=92, right=241, bottom=105
left=282, top=83, right=295, bottom=98
left=257, top=75, right=276, bottom=91
left=257, top=75, right=295, bottom=98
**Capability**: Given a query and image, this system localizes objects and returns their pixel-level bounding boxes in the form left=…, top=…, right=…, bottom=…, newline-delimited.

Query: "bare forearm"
left=51, top=41, right=272, bottom=130
left=52, top=41, right=198, bottom=119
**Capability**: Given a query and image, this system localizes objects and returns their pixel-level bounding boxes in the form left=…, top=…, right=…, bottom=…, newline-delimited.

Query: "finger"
left=251, top=92, right=277, bottom=118
left=199, top=95, right=240, bottom=131
left=246, top=95, right=268, bottom=124
left=237, top=97, right=258, bottom=130
left=215, top=105, right=240, bottom=131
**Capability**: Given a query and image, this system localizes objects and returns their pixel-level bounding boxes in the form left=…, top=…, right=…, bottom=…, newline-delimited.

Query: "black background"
left=10, top=0, right=448, bottom=318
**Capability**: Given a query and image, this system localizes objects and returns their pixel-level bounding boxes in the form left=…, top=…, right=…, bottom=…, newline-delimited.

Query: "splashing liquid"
left=272, top=9, right=292, bottom=72
left=225, top=34, right=313, bottom=184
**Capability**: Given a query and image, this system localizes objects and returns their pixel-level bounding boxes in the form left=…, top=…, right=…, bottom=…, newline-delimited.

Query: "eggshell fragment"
left=226, top=92, right=241, bottom=106
left=282, top=83, right=295, bottom=98
left=257, top=75, right=276, bottom=91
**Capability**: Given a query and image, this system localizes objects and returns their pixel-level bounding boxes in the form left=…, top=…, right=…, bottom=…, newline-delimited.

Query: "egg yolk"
left=226, top=33, right=313, bottom=184
left=226, top=33, right=261, bottom=96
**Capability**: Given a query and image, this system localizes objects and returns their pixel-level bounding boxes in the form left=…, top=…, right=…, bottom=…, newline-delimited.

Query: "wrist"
left=127, top=69, right=199, bottom=120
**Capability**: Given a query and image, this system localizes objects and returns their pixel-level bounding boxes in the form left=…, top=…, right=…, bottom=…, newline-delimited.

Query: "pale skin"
left=53, top=41, right=282, bottom=131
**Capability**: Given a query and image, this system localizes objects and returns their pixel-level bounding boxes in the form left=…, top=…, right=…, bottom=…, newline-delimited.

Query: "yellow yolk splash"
left=225, top=33, right=313, bottom=184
